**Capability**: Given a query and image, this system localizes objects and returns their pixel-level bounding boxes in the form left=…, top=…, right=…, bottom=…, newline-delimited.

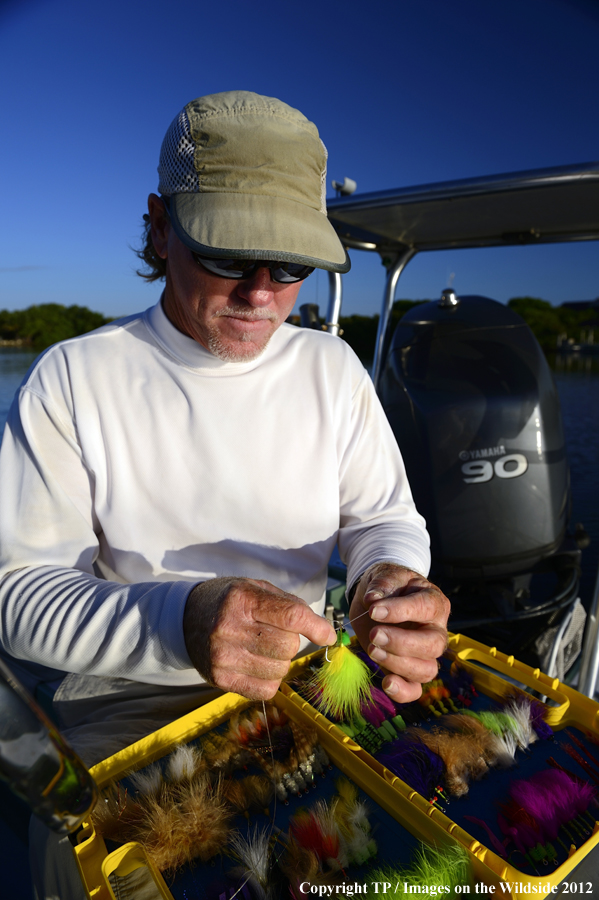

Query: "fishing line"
left=228, top=698, right=278, bottom=900
left=225, top=607, right=390, bottom=894
left=330, top=603, right=373, bottom=635
left=324, top=600, right=387, bottom=657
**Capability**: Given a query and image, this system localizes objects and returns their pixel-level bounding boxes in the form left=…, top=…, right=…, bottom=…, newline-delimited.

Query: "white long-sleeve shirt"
left=0, top=300, right=430, bottom=686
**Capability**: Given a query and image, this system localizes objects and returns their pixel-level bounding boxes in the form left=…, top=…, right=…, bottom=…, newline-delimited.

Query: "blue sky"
left=0, top=0, right=598, bottom=318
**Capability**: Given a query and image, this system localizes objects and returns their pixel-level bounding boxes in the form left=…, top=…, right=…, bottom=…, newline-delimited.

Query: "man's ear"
left=147, top=193, right=169, bottom=259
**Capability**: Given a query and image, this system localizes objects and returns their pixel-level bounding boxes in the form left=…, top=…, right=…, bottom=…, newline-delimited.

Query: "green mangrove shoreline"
left=0, top=297, right=596, bottom=355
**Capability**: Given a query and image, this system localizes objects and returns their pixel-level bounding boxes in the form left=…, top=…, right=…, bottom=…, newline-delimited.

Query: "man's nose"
left=235, top=267, right=275, bottom=306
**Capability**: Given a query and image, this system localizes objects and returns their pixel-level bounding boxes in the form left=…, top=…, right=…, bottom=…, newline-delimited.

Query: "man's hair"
left=135, top=213, right=167, bottom=282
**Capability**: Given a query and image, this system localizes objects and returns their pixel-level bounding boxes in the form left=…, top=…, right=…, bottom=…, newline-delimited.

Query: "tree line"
left=0, top=304, right=112, bottom=351
left=506, top=297, right=595, bottom=351
left=337, top=296, right=596, bottom=360
left=0, top=296, right=594, bottom=355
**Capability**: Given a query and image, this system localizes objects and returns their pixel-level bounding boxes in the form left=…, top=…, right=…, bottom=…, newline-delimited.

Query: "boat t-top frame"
left=322, top=160, right=599, bottom=697
left=325, top=161, right=599, bottom=387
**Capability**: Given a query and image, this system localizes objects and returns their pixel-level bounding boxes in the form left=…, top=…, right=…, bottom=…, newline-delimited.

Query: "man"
left=0, top=91, right=448, bottom=771
left=0, top=87, right=449, bottom=900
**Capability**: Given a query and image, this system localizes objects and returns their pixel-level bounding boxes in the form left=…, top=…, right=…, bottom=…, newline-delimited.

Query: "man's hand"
left=183, top=577, right=336, bottom=700
left=349, top=562, right=450, bottom=703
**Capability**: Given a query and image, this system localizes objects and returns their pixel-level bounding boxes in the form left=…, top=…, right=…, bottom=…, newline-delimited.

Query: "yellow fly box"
left=73, top=688, right=481, bottom=900
left=73, top=632, right=599, bottom=899
left=280, top=631, right=599, bottom=900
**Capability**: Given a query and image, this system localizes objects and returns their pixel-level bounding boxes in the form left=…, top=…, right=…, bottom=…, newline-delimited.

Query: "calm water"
left=0, top=348, right=37, bottom=428
left=552, top=357, right=599, bottom=608
left=0, top=347, right=597, bottom=606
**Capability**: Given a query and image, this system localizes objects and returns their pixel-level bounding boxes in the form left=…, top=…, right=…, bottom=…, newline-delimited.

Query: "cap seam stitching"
left=188, top=106, right=318, bottom=136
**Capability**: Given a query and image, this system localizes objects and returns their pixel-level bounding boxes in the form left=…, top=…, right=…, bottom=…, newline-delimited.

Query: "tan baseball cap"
left=157, top=91, right=350, bottom=273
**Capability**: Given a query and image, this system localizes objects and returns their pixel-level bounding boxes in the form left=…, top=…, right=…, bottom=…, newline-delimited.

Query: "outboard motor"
left=379, top=292, right=584, bottom=673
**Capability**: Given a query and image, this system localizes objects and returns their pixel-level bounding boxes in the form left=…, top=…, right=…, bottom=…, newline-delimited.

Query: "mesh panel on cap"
left=157, top=110, right=198, bottom=195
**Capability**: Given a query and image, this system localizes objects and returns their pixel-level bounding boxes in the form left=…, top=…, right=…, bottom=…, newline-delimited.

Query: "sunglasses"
left=192, top=253, right=315, bottom=284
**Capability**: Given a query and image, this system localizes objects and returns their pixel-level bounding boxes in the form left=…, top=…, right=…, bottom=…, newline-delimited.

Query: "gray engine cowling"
left=378, top=294, right=569, bottom=581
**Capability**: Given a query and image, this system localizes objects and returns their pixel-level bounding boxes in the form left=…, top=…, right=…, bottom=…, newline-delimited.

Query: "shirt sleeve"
left=337, top=368, right=431, bottom=591
left=0, top=387, right=199, bottom=685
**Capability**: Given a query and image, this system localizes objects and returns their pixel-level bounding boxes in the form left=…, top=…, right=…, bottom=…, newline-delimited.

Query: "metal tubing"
left=578, top=560, right=599, bottom=697
left=324, top=271, right=343, bottom=336
left=372, top=248, right=417, bottom=389
left=544, top=603, right=575, bottom=680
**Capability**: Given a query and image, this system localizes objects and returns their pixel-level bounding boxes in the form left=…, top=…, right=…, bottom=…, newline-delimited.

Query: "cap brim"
left=170, top=192, right=351, bottom=274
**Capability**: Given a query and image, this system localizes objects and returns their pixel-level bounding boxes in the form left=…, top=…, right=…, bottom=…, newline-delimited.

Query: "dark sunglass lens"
left=194, top=254, right=314, bottom=283
left=194, top=255, right=247, bottom=278
left=218, top=259, right=256, bottom=275
left=271, top=264, right=315, bottom=283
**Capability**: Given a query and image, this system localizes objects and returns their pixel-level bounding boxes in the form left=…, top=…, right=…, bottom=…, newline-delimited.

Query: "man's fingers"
left=364, top=581, right=427, bottom=604
left=367, top=641, right=442, bottom=682
left=381, top=674, right=427, bottom=704
left=369, top=587, right=449, bottom=627
left=184, top=576, right=335, bottom=698
left=360, top=563, right=422, bottom=603
left=349, top=563, right=450, bottom=703
left=186, top=577, right=337, bottom=701
left=364, top=574, right=429, bottom=603
left=368, top=621, right=447, bottom=663
left=212, top=670, right=283, bottom=701
left=251, top=592, right=336, bottom=647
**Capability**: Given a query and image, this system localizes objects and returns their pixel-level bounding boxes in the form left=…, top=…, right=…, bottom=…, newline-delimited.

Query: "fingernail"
left=369, top=646, right=387, bottom=663
left=372, top=631, right=388, bottom=647
left=364, top=590, right=384, bottom=603
left=384, top=681, right=397, bottom=695
left=370, top=605, right=388, bottom=621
